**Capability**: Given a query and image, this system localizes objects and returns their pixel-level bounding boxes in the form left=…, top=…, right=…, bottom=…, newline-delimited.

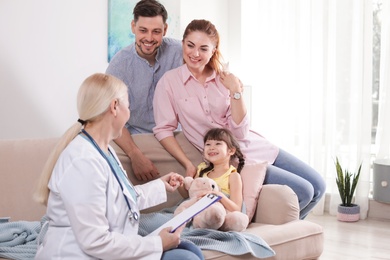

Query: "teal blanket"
left=0, top=208, right=275, bottom=259
left=0, top=217, right=46, bottom=260
left=139, top=207, right=275, bottom=259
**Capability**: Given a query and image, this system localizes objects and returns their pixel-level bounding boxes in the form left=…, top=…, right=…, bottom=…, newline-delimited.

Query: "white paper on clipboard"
left=147, top=193, right=222, bottom=236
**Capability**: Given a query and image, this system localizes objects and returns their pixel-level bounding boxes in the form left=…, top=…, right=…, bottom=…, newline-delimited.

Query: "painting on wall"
left=107, top=0, right=181, bottom=62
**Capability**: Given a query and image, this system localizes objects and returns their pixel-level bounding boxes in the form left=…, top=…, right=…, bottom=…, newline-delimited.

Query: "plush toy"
left=174, top=177, right=249, bottom=232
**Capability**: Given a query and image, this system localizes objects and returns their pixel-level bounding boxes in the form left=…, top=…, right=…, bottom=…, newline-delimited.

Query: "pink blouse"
left=153, top=64, right=279, bottom=164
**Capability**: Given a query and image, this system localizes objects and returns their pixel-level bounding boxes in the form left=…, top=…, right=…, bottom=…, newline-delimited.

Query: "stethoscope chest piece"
left=129, top=211, right=139, bottom=222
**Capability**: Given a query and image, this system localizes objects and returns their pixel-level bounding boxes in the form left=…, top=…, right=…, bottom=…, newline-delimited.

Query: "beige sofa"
left=0, top=133, right=324, bottom=260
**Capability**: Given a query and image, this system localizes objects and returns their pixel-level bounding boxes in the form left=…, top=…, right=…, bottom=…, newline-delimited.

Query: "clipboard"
left=147, top=193, right=222, bottom=236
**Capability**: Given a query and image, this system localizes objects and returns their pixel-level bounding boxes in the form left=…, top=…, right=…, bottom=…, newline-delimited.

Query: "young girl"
left=196, top=128, right=249, bottom=231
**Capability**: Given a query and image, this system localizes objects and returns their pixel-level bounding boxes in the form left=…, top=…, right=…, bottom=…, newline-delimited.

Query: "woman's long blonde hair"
left=34, top=73, right=128, bottom=205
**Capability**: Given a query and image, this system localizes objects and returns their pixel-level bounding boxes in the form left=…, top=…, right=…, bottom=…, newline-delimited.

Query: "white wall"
left=0, top=0, right=240, bottom=139
left=0, top=0, right=108, bottom=139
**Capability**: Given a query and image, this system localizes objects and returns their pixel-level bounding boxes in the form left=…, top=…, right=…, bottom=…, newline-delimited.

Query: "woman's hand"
left=185, top=163, right=197, bottom=178
left=161, top=172, right=184, bottom=192
left=159, top=224, right=185, bottom=251
left=219, top=71, right=243, bottom=94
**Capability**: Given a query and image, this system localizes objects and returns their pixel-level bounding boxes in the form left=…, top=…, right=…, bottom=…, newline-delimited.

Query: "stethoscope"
left=81, top=129, right=139, bottom=222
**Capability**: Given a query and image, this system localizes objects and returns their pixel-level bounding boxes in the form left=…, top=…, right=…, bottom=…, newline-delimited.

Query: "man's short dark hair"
left=133, top=0, right=168, bottom=23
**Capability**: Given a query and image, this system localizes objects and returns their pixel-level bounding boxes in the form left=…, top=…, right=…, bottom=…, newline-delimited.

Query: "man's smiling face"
left=131, top=15, right=167, bottom=62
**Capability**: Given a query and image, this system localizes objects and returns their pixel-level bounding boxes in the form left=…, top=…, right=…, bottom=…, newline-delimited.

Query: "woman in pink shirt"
left=153, top=19, right=325, bottom=219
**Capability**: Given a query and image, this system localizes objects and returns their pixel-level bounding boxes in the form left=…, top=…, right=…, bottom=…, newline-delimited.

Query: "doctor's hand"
left=159, top=225, right=185, bottom=251
left=161, top=172, right=184, bottom=192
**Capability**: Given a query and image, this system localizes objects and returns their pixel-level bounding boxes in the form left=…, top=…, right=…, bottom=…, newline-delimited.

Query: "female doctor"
left=34, top=73, right=203, bottom=260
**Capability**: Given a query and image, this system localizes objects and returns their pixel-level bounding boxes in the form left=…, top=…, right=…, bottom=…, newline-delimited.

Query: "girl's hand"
left=161, top=173, right=184, bottom=192
left=196, top=190, right=223, bottom=200
left=169, top=173, right=184, bottom=189
left=197, top=190, right=211, bottom=199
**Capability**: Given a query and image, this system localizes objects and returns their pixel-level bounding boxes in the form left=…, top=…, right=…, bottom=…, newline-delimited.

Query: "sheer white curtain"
left=240, top=0, right=374, bottom=218
left=376, top=1, right=390, bottom=160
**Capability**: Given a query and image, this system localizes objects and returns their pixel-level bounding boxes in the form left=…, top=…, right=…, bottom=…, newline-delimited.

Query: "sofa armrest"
left=252, top=184, right=299, bottom=225
left=0, top=138, right=58, bottom=221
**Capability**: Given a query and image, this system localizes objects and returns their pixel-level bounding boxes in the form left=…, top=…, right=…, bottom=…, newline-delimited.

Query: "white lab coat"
left=35, top=135, right=167, bottom=260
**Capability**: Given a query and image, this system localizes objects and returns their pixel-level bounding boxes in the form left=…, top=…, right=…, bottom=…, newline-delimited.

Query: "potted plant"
left=335, top=157, right=362, bottom=222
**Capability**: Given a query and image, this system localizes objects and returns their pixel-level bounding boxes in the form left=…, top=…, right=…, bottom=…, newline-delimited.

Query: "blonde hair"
left=34, top=73, right=128, bottom=205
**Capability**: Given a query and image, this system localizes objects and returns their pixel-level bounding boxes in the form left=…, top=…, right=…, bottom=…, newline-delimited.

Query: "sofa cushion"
left=201, top=220, right=324, bottom=260
left=246, top=221, right=324, bottom=260
left=254, top=184, right=299, bottom=225
left=241, top=162, right=267, bottom=222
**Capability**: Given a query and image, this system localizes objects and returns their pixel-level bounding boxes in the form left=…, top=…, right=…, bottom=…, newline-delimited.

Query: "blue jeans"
left=161, top=239, right=204, bottom=260
left=264, top=149, right=326, bottom=219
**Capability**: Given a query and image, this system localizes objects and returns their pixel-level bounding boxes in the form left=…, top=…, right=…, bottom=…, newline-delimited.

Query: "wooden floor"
left=306, top=213, right=390, bottom=260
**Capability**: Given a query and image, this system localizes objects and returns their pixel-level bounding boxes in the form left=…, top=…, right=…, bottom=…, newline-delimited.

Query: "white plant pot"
left=337, top=204, right=360, bottom=222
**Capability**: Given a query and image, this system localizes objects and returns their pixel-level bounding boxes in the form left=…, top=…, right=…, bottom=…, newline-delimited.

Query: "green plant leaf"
left=334, top=157, right=362, bottom=207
